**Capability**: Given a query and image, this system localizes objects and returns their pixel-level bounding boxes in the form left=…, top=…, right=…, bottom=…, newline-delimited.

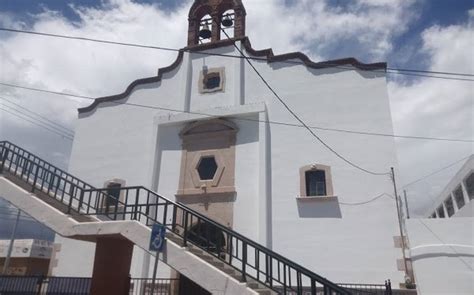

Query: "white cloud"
left=388, top=11, right=473, bottom=216
left=244, top=0, right=419, bottom=60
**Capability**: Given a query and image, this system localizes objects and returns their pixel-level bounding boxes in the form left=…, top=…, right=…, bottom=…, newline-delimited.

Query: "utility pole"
left=390, top=168, right=409, bottom=282
left=2, top=209, right=21, bottom=275
left=404, top=190, right=410, bottom=219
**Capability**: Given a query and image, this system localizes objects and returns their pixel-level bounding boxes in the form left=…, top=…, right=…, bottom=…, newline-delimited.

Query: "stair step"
left=254, top=289, right=272, bottom=295
left=247, top=282, right=259, bottom=289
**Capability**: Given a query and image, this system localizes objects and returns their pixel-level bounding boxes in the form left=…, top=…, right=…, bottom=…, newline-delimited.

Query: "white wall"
left=406, top=218, right=474, bottom=295
left=62, top=40, right=404, bottom=285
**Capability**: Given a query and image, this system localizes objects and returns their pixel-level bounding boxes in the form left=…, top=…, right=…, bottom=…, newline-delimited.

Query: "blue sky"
left=0, top=0, right=472, bottom=223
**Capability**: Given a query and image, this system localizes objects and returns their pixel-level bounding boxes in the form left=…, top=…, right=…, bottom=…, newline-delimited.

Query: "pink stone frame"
left=177, top=119, right=237, bottom=197
left=299, top=164, right=334, bottom=197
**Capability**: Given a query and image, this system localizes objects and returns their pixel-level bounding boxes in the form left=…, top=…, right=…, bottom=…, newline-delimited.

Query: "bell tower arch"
left=187, top=0, right=247, bottom=46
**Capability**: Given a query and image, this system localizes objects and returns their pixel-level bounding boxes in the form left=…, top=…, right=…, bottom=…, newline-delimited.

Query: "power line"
left=0, top=81, right=472, bottom=143
left=339, top=193, right=395, bottom=206
left=0, top=96, right=75, bottom=135
left=221, top=28, right=389, bottom=176
left=1, top=101, right=74, bottom=137
left=0, top=107, right=74, bottom=140
left=1, top=27, right=473, bottom=81
left=403, top=155, right=472, bottom=188
left=0, top=105, right=74, bottom=138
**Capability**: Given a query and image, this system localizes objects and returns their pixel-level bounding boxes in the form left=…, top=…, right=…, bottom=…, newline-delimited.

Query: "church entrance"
left=187, top=222, right=226, bottom=256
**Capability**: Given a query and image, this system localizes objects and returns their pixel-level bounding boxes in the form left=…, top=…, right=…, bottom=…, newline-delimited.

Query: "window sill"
left=296, top=196, right=338, bottom=202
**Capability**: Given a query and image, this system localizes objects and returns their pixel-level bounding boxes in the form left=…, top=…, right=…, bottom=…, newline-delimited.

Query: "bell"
left=222, top=15, right=234, bottom=27
left=199, top=23, right=212, bottom=39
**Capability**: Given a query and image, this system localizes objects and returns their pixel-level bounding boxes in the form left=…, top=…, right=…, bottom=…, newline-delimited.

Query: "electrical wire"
left=339, top=193, right=395, bottom=206
left=1, top=103, right=74, bottom=138
left=0, top=107, right=74, bottom=140
left=0, top=81, right=472, bottom=143
left=0, top=96, right=75, bottom=135
left=403, top=155, right=472, bottom=188
left=221, top=28, right=390, bottom=176
left=0, top=105, right=74, bottom=139
left=1, top=27, right=473, bottom=81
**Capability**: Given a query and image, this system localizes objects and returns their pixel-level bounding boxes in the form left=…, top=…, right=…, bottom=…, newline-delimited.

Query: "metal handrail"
left=0, top=141, right=351, bottom=294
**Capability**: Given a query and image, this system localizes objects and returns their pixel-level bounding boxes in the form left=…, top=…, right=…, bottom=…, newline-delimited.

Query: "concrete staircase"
left=0, top=141, right=350, bottom=295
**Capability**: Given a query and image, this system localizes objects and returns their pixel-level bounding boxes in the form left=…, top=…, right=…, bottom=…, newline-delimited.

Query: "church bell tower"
left=187, top=0, right=247, bottom=46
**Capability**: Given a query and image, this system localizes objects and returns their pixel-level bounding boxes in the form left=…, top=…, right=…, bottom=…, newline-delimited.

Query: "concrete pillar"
left=90, top=237, right=134, bottom=295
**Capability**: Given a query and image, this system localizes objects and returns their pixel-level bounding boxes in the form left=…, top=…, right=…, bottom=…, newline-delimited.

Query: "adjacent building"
left=426, top=155, right=473, bottom=218
left=0, top=239, right=54, bottom=276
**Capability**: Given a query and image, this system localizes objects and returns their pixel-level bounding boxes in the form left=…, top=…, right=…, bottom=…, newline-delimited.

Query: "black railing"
left=0, top=141, right=351, bottom=294
left=337, top=281, right=392, bottom=295
left=0, top=276, right=176, bottom=294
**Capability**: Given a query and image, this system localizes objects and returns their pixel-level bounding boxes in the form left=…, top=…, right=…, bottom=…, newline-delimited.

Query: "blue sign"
left=149, top=224, right=166, bottom=252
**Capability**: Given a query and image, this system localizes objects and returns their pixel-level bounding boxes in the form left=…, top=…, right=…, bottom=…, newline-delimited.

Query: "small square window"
left=199, top=68, right=225, bottom=93
left=204, top=73, right=221, bottom=90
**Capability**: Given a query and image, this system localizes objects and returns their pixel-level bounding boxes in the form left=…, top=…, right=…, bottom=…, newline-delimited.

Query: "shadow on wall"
left=296, top=198, right=342, bottom=218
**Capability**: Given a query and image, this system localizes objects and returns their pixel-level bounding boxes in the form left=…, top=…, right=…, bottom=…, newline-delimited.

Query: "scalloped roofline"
left=78, top=37, right=387, bottom=114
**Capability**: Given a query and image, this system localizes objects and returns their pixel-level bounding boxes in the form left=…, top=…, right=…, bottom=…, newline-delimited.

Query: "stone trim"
left=299, top=164, right=334, bottom=197
left=190, top=150, right=225, bottom=188
left=177, top=119, right=237, bottom=197
left=296, top=196, right=338, bottom=202
left=199, top=67, right=226, bottom=94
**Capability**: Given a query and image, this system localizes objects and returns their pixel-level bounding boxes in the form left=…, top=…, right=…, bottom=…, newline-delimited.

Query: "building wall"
left=427, top=156, right=473, bottom=218
left=406, top=218, right=474, bottom=295
left=59, top=41, right=404, bottom=284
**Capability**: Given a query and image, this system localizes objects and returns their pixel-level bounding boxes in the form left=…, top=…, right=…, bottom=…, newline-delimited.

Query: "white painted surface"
left=0, top=239, right=53, bottom=259
left=0, top=176, right=259, bottom=295
left=406, top=218, right=474, bottom=295
left=65, top=40, right=404, bottom=284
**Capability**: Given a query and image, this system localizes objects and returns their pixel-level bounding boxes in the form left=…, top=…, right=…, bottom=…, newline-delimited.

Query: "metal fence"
left=0, top=276, right=176, bottom=295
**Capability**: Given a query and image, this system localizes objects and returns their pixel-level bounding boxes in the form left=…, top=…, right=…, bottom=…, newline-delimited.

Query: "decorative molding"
left=78, top=50, right=184, bottom=114
left=78, top=37, right=386, bottom=114
left=296, top=196, right=338, bottom=202
left=299, top=164, right=334, bottom=197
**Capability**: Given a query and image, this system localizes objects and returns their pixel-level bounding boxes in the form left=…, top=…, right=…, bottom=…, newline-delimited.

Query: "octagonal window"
left=197, top=156, right=218, bottom=180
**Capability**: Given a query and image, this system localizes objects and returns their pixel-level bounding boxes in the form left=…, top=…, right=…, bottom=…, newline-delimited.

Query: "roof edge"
left=240, top=37, right=387, bottom=71
left=78, top=50, right=185, bottom=114
left=78, top=37, right=386, bottom=114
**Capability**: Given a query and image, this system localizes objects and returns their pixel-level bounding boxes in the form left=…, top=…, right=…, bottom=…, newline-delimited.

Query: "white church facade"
left=55, top=0, right=407, bottom=289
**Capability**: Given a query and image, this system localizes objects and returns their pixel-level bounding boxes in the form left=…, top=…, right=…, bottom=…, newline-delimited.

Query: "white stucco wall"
left=406, top=218, right=474, bottom=295
left=61, top=40, right=404, bottom=285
